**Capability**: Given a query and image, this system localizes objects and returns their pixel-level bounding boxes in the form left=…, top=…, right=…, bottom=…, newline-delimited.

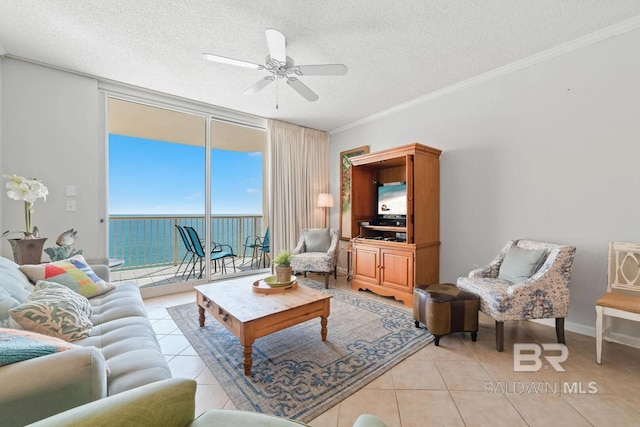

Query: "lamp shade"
left=317, top=193, right=334, bottom=208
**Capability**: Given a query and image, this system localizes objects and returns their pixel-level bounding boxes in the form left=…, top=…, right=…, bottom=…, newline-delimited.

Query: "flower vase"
left=9, top=237, right=47, bottom=265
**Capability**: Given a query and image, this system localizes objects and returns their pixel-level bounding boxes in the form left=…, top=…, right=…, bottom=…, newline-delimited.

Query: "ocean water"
left=109, top=215, right=263, bottom=269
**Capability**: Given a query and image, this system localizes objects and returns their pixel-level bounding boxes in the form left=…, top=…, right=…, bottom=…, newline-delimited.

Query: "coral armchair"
left=291, top=228, right=339, bottom=288
left=457, top=239, right=576, bottom=351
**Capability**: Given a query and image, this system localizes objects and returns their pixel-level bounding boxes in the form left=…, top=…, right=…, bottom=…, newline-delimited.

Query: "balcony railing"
left=109, top=215, right=264, bottom=270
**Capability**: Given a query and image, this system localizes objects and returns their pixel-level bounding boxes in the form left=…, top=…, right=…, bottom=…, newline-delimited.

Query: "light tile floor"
left=143, top=274, right=640, bottom=426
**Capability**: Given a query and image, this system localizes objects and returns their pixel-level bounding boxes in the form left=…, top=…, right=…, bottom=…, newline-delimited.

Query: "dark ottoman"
left=413, top=283, right=479, bottom=346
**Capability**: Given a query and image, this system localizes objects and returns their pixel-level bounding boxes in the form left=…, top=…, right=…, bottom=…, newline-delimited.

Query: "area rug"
left=167, top=279, right=433, bottom=422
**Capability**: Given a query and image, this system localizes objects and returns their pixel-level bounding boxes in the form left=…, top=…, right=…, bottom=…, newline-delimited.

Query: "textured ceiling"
left=1, top=1, right=639, bottom=131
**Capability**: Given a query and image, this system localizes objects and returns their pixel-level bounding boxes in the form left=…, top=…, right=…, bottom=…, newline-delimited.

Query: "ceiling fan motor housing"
left=265, top=55, right=297, bottom=78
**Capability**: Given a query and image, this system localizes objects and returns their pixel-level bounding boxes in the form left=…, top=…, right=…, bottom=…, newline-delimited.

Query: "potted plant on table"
left=273, top=250, right=293, bottom=283
left=2, top=174, right=49, bottom=264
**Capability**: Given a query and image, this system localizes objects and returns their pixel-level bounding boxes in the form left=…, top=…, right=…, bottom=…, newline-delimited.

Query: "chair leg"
left=555, top=318, right=565, bottom=344
left=324, top=272, right=329, bottom=289
left=179, top=253, right=195, bottom=278
left=496, top=321, right=504, bottom=352
left=186, top=261, right=194, bottom=281
left=175, top=252, right=189, bottom=276
left=334, top=266, right=337, bottom=279
left=197, top=258, right=204, bottom=279
left=595, top=306, right=604, bottom=364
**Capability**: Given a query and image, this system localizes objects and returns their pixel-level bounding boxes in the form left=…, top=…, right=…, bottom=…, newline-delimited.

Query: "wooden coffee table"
left=195, top=278, right=331, bottom=375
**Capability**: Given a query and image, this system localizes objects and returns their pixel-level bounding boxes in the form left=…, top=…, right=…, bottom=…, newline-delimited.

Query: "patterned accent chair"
left=457, top=240, right=576, bottom=351
left=291, top=228, right=339, bottom=289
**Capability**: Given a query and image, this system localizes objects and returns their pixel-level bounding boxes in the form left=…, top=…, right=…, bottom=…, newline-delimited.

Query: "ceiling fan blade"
left=201, top=53, right=263, bottom=70
left=286, top=77, right=319, bottom=102
left=265, top=28, right=286, bottom=64
left=243, top=76, right=274, bottom=94
left=295, top=64, right=348, bottom=76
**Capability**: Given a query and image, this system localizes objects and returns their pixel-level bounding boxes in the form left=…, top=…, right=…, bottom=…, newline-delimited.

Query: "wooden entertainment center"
left=349, top=143, right=441, bottom=306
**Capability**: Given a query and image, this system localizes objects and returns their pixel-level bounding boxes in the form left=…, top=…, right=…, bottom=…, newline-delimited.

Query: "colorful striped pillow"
left=19, top=254, right=114, bottom=298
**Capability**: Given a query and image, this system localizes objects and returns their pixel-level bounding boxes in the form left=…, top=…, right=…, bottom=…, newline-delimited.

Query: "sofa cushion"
left=74, top=283, right=172, bottom=395
left=0, top=327, right=80, bottom=366
left=19, top=254, right=115, bottom=299
left=498, top=247, right=547, bottom=283
left=0, top=257, right=34, bottom=328
left=304, top=228, right=331, bottom=252
left=9, top=281, right=93, bottom=342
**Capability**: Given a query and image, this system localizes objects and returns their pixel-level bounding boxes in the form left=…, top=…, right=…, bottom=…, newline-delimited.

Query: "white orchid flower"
left=2, top=174, right=49, bottom=235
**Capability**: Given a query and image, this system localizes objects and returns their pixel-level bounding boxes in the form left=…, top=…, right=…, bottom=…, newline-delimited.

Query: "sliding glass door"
left=107, top=98, right=266, bottom=293
left=210, top=120, right=267, bottom=275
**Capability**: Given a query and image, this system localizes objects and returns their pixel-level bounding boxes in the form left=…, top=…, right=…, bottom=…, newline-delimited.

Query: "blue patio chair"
left=174, top=225, right=196, bottom=277
left=183, top=226, right=236, bottom=279
left=258, top=229, right=270, bottom=268
left=242, top=227, right=270, bottom=268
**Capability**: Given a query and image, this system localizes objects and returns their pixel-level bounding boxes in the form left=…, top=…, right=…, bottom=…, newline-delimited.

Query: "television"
left=377, top=182, right=407, bottom=218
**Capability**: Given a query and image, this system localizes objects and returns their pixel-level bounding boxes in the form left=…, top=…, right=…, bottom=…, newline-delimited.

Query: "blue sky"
left=109, top=135, right=263, bottom=215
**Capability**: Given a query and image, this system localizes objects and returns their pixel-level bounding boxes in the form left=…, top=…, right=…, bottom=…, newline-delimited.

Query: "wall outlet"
left=472, top=264, right=479, bottom=269
left=66, top=200, right=77, bottom=212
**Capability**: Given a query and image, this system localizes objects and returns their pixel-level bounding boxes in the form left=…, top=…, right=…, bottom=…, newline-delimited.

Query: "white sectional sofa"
left=0, top=256, right=171, bottom=426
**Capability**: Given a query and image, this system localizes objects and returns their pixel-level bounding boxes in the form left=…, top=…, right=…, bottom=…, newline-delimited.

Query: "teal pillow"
left=0, top=328, right=80, bottom=366
left=498, top=247, right=547, bottom=283
left=304, top=228, right=331, bottom=252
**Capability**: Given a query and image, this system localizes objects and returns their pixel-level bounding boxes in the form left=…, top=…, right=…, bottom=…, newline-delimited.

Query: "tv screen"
left=377, top=183, right=407, bottom=216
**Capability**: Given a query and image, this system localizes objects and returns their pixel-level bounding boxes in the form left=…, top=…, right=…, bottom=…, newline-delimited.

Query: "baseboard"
left=529, top=318, right=640, bottom=348
left=529, top=318, right=594, bottom=337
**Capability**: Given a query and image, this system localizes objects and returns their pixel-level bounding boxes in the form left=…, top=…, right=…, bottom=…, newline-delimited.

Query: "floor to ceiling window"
left=107, top=98, right=266, bottom=294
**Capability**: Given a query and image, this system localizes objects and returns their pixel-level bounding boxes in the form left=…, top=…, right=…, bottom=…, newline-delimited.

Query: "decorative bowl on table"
left=263, top=275, right=296, bottom=288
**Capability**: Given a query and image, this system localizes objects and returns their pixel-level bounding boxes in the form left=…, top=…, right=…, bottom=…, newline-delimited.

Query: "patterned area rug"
left=167, top=279, right=433, bottom=422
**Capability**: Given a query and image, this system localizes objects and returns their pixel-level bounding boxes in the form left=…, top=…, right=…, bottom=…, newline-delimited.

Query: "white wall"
left=1, top=59, right=105, bottom=261
left=329, top=28, right=640, bottom=339
left=0, top=56, right=4, bottom=227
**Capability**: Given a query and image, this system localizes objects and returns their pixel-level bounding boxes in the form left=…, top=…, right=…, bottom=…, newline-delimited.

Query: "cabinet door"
left=353, top=244, right=379, bottom=286
left=380, top=248, right=414, bottom=292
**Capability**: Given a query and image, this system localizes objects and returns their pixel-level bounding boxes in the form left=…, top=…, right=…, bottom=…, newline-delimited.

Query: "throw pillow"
left=0, top=256, right=34, bottom=328
left=19, top=254, right=114, bottom=299
left=304, top=228, right=331, bottom=252
left=9, top=281, right=93, bottom=342
left=498, top=246, right=547, bottom=283
left=0, top=327, right=80, bottom=366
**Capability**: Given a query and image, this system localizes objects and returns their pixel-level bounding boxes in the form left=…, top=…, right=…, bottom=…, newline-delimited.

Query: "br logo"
left=513, top=343, right=568, bottom=372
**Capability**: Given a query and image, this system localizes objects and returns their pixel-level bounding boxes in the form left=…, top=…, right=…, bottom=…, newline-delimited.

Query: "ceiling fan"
left=202, top=28, right=347, bottom=106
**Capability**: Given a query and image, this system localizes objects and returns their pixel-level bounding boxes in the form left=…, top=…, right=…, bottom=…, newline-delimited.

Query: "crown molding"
left=329, top=15, right=640, bottom=136
left=3, top=54, right=267, bottom=130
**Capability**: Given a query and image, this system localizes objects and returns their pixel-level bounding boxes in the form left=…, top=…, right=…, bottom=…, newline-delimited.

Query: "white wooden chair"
left=595, top=241, right=640, bottom=364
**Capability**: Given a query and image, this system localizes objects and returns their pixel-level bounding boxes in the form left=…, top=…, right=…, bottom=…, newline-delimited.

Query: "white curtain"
left=267, top=119, right=329, bottom=256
